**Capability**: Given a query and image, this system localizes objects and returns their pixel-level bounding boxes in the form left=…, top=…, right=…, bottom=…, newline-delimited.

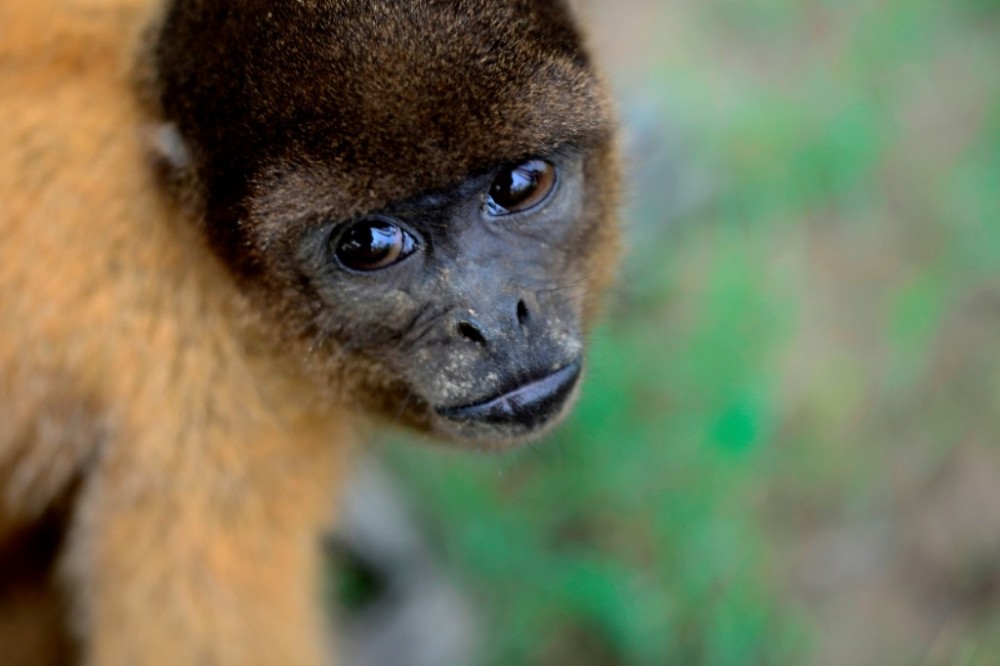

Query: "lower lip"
left=435, top=359, right=582, bottom=429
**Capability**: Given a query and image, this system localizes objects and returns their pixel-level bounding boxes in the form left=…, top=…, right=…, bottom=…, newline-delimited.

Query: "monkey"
left=0, top=0, right=620, bottom=663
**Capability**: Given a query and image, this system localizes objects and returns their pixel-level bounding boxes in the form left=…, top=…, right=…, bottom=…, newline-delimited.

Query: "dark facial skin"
left=291, top=152, right=589, bottom=441
left=147, top=0, right=620, bottom=446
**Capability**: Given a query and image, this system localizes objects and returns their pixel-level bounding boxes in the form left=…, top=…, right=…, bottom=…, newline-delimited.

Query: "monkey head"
left=147, top=0, right=620, bottom=446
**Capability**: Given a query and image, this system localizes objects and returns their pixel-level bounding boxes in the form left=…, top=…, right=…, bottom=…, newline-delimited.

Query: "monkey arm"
left=64, top=413, right=352, bottom=666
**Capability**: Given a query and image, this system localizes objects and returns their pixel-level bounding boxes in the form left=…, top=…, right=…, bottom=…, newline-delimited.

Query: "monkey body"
left=2, top=2, right=352, bottom=662
left=0, top=0, right=619, bottom=663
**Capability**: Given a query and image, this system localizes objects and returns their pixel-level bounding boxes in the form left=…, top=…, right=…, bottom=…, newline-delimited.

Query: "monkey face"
left=149, top=0, right=620, bottom=446
left=286, top=153, right=592, bottom=443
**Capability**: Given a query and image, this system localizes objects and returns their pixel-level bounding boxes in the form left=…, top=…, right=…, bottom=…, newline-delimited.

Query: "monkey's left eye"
left=486, top=159, right=557, bottom=216
left=334, top=218, right=417, bottom=271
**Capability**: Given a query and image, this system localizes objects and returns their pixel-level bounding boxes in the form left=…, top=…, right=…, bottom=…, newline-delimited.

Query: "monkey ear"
left=141, top=122, right=199, bottom=206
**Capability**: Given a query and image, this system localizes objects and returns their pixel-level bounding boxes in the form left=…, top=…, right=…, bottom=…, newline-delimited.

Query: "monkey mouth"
left=435, top=359, right=582, bottom=431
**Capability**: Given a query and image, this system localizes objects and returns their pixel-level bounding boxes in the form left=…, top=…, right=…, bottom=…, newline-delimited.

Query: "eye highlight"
left=486, top=159, right=557, bottom=216
left=333, top=218, right=416, bottom=271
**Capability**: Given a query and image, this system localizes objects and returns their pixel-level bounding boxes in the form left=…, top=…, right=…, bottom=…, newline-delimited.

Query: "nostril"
left=516, top=299, right=530, bottom=328
left=457, top=321, right=487, bottom=346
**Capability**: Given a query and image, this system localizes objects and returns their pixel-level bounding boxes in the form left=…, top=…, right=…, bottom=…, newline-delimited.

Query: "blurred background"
left=331, top=0, right=1000, bottom=664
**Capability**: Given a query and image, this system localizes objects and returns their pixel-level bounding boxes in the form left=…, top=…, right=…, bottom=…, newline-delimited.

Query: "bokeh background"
left=335, top=1, right=1000, bottom=664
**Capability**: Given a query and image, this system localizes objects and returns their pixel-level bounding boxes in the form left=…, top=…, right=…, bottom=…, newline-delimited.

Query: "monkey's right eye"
left=333, top=218, right=417, bottom=272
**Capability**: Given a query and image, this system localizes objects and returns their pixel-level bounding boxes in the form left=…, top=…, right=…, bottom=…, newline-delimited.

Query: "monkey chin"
left=429, top=358, right=584, bottom=449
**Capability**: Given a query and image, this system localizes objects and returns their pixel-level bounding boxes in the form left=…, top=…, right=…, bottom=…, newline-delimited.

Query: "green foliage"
left=380, top=0, right=1000, bottom=663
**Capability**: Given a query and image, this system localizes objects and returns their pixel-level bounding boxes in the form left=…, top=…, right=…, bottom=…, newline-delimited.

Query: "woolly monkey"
left=0, top=0, right=620, bottom=663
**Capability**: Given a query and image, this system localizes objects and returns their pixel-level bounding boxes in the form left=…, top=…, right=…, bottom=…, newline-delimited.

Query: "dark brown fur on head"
left=146, top=0, right=620, bottom=444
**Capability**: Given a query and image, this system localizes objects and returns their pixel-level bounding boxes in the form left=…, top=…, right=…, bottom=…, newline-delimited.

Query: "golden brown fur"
left=0, top=0, right=618, bottom=663
left=2, top=2, right=353, bottom=662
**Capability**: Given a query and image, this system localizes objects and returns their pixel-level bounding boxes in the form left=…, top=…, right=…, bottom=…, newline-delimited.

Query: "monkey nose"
left=455, top=319, right=488, bottom=346
left=451, top=298, right=532, bottom=348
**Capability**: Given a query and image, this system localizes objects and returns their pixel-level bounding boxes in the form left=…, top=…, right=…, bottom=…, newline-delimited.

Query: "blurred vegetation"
left=377, top=0, right=1000, bottom=663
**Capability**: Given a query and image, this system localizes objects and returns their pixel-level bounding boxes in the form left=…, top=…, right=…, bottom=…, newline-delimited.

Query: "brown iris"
left=334, top=218, right=416, bottom=271
left=486, top=159, right=557, bottom=215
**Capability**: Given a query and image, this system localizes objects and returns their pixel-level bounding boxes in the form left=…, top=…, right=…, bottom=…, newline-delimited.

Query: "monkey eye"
left=333, top=218, right=417, bottom=271
left=486, top=159, right=557, bottom=216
